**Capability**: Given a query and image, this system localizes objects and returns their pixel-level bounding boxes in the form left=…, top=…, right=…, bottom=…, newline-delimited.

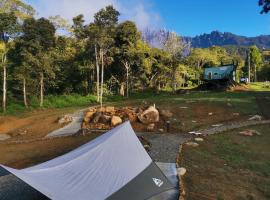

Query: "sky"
left=26, top=0, right=270, bottom=37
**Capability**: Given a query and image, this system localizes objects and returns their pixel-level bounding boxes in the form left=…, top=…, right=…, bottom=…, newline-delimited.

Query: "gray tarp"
left=1, top=122, right=177, bottom=200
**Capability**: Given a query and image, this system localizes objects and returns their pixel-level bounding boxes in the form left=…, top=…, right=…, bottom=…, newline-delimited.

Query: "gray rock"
left=138, top=106, right=159, bottom=124
left=58, top=114, right=73, bottom=124
left=185, top=142, right=199, bottom=147
left=249, top=115, right=263, bottom=121
left=194, top=138, right=204, bottom=142
left=0, top=134, right=11, bottom=141
left=177, top=167, right=187, bottom=176
left=147, top=123, right=155, bottom=131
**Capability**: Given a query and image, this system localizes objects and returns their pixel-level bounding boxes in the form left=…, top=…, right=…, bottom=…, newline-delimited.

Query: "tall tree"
left=22, top=17, right=56, bottom=107
left=92, top=5, right=120, bottom=107
left=163, top=32, right=187, bottom=92
left=0, top=12, right=19, bottom=112
left=115, top=21, right=141, bottom=97
left=0, top=0, right=35, bottom=20
left=250, top=45, right=262, bottom=82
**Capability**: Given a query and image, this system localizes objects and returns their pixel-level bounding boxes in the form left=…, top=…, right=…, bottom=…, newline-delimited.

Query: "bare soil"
left=0, top=103, right=247, bottom=169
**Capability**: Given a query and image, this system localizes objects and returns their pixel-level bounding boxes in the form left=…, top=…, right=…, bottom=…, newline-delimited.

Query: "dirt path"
left=0, top=108, right=80, bottom=141
left=198, top=120, right=270, bottom=135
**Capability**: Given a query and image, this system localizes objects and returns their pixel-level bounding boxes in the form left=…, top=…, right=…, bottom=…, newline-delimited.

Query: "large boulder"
left=97, top=106, right=115, bottom=113
left=92, top=112, right=103, bottom=123
left=138, top=106, right=159, bottom=124
left=111, top=116, right=123, bottom=126
left=83, top=111, right=95, bottom=123
left=99, top=115, right=111, bottom=123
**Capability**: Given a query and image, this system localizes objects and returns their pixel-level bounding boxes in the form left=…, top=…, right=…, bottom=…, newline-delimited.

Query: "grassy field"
left=180, top=124, right=270, bottom=200
left=248, top=82, right=270, bottom=92
left=2, top=82, right=270, bottom=116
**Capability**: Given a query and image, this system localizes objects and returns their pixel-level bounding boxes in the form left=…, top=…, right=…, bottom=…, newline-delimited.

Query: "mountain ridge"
left=142, top=29, right=270, bottom=49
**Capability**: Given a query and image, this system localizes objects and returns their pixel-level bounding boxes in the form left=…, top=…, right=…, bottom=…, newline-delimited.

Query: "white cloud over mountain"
left=26, top=0, right=162, bottom=30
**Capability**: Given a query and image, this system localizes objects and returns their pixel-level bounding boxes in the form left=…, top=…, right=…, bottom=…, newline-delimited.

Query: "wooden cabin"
left=203, top=65, right=236, bottom=82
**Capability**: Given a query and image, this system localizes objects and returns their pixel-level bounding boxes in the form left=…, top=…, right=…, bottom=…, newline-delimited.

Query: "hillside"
left=142, top=30, right=270, bottom=49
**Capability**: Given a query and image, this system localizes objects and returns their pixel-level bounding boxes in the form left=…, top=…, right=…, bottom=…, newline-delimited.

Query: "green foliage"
left=1, top=4, right=267, bottom=113
left=0, top=0, right=35, bottom=20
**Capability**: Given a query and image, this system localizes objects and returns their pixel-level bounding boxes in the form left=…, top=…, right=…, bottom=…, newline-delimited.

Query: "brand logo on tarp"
left=152, top=178, right=163, bottom=187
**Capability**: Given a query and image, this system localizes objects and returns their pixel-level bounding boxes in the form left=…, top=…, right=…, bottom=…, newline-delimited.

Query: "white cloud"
left=26, top=0, right=162, bottom=30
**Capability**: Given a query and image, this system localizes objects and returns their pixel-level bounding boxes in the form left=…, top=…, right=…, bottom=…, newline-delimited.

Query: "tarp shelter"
left=0, top=122, right=178, bottom=200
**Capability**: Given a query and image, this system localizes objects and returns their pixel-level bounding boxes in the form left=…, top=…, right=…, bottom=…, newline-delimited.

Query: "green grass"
left=181, top=124, right=270, bottom=199
left=248, top=82, right=270, bottom=92
left=2, top=88, right=270, bottom=116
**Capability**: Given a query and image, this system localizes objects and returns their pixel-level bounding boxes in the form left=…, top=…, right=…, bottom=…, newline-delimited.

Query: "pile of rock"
left=82, top=105, right=162, bottom=132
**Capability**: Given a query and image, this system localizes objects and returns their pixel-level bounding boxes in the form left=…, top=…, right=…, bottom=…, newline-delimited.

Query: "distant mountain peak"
left=184, top=31, right=270, bottom=49
left=142, top=29, right=270, bottom=49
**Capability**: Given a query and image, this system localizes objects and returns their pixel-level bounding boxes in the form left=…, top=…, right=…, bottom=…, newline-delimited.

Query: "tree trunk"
left=40, top=73, right=44, bottom=107
left=100, top=49, right=104, bottom=108
left=124, top=61, right=130, bottom=98
left=95, top=45, right=100, bottom=102
left=172, top=66, right=177, bottom=93
left=254, top=64, right=257, bottom=82
left=120, top=83, right=125, bottom=96
left=248, top=51, right=251, bottom=83
left=23, top=78, right=28, bottom=108
left=2, top=53, right=6, bottom=112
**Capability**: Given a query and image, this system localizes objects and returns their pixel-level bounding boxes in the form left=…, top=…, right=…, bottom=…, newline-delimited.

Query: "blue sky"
left=26, top=0, right=270, bottom=37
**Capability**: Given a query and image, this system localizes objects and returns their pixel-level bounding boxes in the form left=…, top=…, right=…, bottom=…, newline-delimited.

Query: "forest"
left=0, top=0, right=268, bottom=112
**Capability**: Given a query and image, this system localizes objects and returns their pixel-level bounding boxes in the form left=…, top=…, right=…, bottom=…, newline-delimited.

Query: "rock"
left=249, top=115, right=263, bottom=121
left=111, top=116, right=123, bottom=126
left=19, top=130, right=28, bottom=135
left=83, top=111, right=95, bottom=123
left=159, top=128, right=164, bottom=133
left=138, top=106, right=159, bottom=124
left=192, top=120, right=197, bottom=123
left=105, top=106, right=115, bottom=113
left=99, top=115, right=111, bottom=123
left=87, top=107, right=97, bottom=112
left=227, top=103, right=232, bottom=107
left=160, top=109, right=173, bottom=118
left=208, top=112, right=213, bottom=116
left=58, top=114, right=73, bottom=124
left=188, top=131, right=202, bottom=136
left=251, top=130, right=262, bottom=136
left=0, top=134, right=11, bottom=141
left=233, top=113, right=240, bottom=116
left=185, top=142, right=199, bottom=147
left=239, top=130, right=254, bottom=136
left=195, top=138, right=204, bottom=142
left=180, top=106, right=188, bottom=109
left=212, top=124, right=223, bottom=127
left=92, top=112, right=102, bottom=123
left=147, top=123, right=155, bottom=131
left=143, top=145, right=151, bottom=151
left=239, top=129, right=262, bottom=137
left=177, top=167, right=187, bottom=176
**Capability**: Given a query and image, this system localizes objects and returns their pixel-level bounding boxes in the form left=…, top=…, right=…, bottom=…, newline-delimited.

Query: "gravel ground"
left=137, top=133, right=190, bottom=163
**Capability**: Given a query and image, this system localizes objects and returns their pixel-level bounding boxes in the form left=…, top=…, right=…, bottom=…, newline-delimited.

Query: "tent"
left=0, top=121, right=178, bottom=200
